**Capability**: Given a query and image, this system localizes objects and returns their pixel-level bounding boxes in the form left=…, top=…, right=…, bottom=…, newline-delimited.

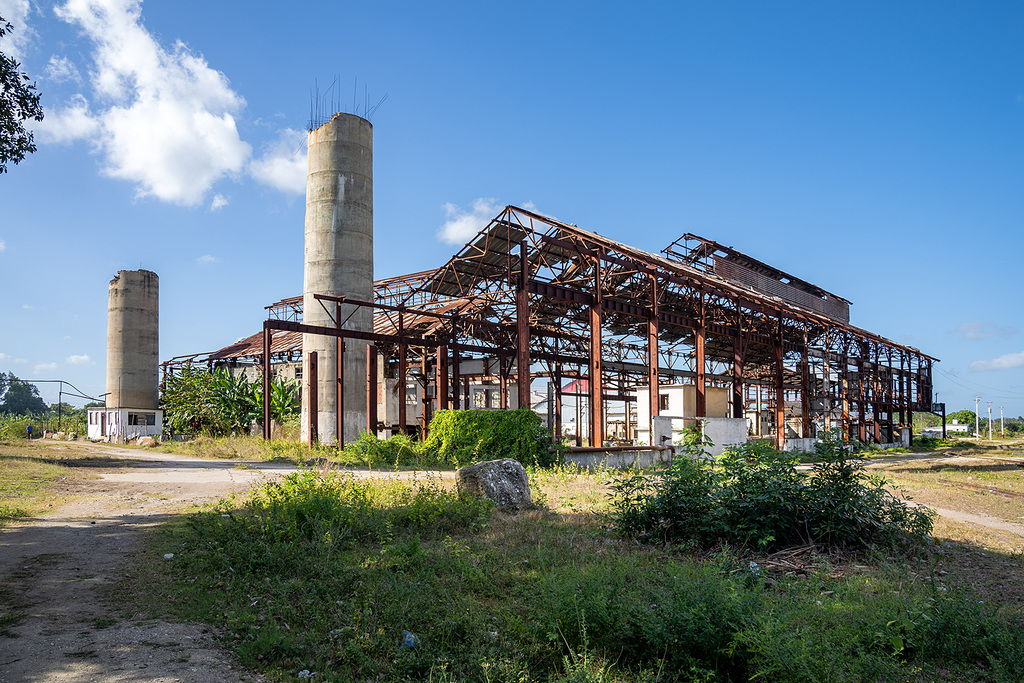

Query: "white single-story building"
left=87, top=407, right=163, bottom=442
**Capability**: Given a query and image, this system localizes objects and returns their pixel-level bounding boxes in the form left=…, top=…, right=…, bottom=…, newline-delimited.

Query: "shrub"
left=339, top=431, right=426, bottom=468
left=246, top=470, right=492, bottom=548
left=0, top=415, right=32, bottom=439
left=422, top=408, right=561, bottom=467
left=610, top=428, right=933, bottom=550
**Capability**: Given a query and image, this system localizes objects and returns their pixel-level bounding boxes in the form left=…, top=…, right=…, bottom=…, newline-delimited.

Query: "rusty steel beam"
left=420, top=353, right=430, bottom=435
left=436, top=343, right=448, bottom=412
left=801, top=339, right=811, bottom=438
left=452, top=319, right=461, bottom=411
left=397, top=306, right=407, bottom=434
left=516, top=241, right=532, bottom=410
left=554, top=362, right=563, bottom=440
left=695, top=326, right=707, bottom=418
left=336, top=301, right=344, bottom=444
left=308, top=351, right=319, bottom=446
left=732, top=329, right=744, bottom=419
left=648, top=277, right=660, bottom=437
left=366, top=345, right=378, bottom=436
left=589, top=264, right=604, bottom=447
left=262, top=322, right=271, bottom=440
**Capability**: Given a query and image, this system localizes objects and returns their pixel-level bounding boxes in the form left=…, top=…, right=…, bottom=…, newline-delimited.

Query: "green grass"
left=127, top=467, right=1024, bottom=682
left=0, top=441, right=84, bottom=525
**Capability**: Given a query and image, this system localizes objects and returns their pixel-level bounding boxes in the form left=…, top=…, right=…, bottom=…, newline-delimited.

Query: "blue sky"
left=1, top=0, right=1023, bottom=418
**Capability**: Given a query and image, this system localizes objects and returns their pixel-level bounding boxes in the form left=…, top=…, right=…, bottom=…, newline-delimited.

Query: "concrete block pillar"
left=301, top=113, right=373, bottom=444
left=106, top=269, right=159, bottom=411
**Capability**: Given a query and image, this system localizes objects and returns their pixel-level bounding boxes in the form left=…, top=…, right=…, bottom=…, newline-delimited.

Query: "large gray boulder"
left=456, top=458, right=532, bottom=511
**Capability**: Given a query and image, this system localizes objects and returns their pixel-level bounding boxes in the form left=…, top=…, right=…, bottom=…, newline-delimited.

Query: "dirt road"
left=0, top=444, right=298, bottom=683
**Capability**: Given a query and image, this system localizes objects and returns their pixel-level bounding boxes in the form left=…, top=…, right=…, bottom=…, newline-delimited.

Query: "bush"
left=0, top=415, right=32, bottom=439
left=161, top=365, right=299, bottom=437
left=610, top=428, right=933, bottom=550
left=246, top=470, right=493, bottom=547
left=422, top=408, right=561, bottom=467
left=339, top=431, right=427, bottom=468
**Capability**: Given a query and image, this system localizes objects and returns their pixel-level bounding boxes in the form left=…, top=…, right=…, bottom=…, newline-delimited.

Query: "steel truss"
left=169, top=205, right=936, bottom=449
left=359, top=206, right=935, bottom=448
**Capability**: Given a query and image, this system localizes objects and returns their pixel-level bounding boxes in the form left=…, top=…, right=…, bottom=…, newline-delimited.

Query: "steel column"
left=366, top=345, right=378, bottom=436
left=589, top=262, right=604, bottom=447
left=732, top=332, right=744, bottom=419
left=647, top=277, right=660, bottom=437
left=775, top=316, right=785, bottom=448
left=774, top=345, right=786, bottom=447
left=801, top=329, right=811, bottom=438
left=262, top=323, right=271, bottom=440
left=695, top=291, right=706, bottom=418
left=500, top=357, right=509, bottom=409
left=452, top=320, right=461, bottom=411
left=336, top=302, right=344, bottom=444
left=516, top=241, right=531, bottom=409
left=695, top=328, right=707, bottom=418
left=308, top=351, right=319, bottom=446
left=421, top=353, right=430, bottom=435
left=436, top=344, right=448, bottom=411
left=397, top=306, right=407, bottom=434
left=554, top=362, right=563, bottom=439
left=822, top=332, right=831, bottom=433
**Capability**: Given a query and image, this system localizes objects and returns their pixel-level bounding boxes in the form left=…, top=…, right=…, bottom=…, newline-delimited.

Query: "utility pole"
left=975, top=395, right=980, bottom=439
left=988, top=402, right=992, bottom=441
left=1001, top=406, right=1004, bottom=438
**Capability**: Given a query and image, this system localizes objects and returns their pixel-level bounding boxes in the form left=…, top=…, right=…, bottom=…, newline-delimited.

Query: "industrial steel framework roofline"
left=181, top=204, right=936, bottom=450
left=377, top=205, right=937, bottom=448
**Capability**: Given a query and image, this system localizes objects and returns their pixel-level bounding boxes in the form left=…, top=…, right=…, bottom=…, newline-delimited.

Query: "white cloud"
left=249, top=127, right=307, bottom=195
left=970, top=351, right=1024, bottom=372
left=210, top=193, right=228, bottom=211
left=0, top=238, right=5, bottom=252
left=66, top=354, right=95, bottom=366
left=22, top=303, right=32, bottom=309
left=0, top=0, right=33, bottom=60
left=44, top=55, right=82, bottom=83
left=34, top=362, right=58, bottom=374
left=39, top=0, right=251, bottom=206
left=36, top=93, right=101, bottom=143
left=952, top=321, right=1018, bottom=341
left=437, top=198, right=503, bottom=245
left=0, top=352, right=9, bottom=361
left=196, top=254, right=218, bottom=265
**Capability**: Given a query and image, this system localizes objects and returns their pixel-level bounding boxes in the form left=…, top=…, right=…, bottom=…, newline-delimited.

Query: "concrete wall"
left=635, top=384, right=731, bottom=444
left=105, top=269, right=159, bottom=410
left=301, top=113, right=373, bottom=444
left=652, top=415, right=748, bottom=457
left=87, top=407, right=162, bottom=442
left=783, top=437, right=817, bottom=453
left=564, top=448, right=673, bottom=471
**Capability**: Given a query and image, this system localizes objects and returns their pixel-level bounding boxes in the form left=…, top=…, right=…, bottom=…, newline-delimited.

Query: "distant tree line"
left=913, top=409, right=1024, bottom=437
left=0, top=372, right=90, bottom=436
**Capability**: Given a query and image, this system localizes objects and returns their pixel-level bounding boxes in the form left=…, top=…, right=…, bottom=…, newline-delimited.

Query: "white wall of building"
left=87, top=407, right=163, bottom=442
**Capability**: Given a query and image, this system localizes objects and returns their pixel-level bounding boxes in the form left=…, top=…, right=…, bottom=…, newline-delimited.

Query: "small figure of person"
left=26, top=424, right=33, bottom=440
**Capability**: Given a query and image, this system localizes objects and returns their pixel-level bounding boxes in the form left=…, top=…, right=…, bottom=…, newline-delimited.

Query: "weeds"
left=422, top=408, right=562, bottom=468
left=610, top=429, right=934, bottom=551
left=128, top=435, right=1024, bottom=682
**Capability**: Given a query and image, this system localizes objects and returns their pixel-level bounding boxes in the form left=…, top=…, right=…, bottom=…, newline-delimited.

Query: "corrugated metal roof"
left=207, top=329, right=302, bottom=361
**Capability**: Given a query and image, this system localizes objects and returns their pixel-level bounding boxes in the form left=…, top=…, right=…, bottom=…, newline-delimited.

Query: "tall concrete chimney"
left=105, top=269, right=159, bottom=410
left=301, top=113, right=373, bottom=444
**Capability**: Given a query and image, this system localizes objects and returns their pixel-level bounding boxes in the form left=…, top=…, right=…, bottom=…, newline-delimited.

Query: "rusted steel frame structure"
left=376, top=205, right=935, bottom=448
left=260, top=293, right=520, bottom=441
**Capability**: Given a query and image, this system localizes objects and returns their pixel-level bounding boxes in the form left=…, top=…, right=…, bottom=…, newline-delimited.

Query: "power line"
left=936, top=367, right=1024, bottom=397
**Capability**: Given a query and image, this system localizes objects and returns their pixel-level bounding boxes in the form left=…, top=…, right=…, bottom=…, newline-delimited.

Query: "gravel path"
left=0, top=444, right=293, bottom=683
